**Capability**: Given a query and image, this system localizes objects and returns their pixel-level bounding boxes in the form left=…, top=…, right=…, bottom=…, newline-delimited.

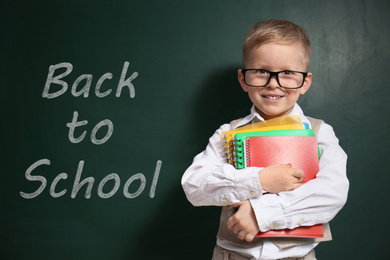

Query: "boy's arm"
left=182, top=124, right=307, bottom=207
left=225, top=163, right=308, bottom=242
left=250, top=122, right=349, bottom=232
left=181, top=124, right=263, bottom=206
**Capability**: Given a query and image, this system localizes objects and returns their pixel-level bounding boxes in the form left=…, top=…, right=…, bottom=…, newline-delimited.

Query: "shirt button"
left=250, top=191, right=256, bottom=196
left=222, top=199, right=228, bottom=204
left=268, top=223, right=275, bottom=229
left=298, top=218, right=305, bottom=225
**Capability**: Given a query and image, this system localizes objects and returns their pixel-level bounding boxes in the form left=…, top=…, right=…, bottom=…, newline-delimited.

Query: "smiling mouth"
left=263, top=95, right=283, bottom=100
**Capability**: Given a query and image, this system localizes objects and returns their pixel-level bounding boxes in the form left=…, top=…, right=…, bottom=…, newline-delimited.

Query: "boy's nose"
left=266, top=76, right=279, bottom=89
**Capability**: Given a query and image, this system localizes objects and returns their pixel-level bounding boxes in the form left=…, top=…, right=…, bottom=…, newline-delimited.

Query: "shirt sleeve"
left=250, top=122, right=349, bottom=232
left=181, top=124, right=263, bottom=206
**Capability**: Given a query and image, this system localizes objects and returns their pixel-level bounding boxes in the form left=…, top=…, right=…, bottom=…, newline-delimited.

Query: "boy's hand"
left=259, top=163, right=304, bottom=194
left=226, top=200, right=259, bottom=242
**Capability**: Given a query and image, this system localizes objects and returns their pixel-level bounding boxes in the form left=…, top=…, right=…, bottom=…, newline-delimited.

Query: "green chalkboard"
left=2, top=0, right=390, bottom=259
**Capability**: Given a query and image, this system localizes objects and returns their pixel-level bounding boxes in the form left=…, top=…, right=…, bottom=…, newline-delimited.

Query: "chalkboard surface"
left=2, top=0, right=390, bottom=259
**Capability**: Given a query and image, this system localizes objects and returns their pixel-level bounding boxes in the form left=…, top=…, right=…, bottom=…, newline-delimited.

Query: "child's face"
left=238, top=42, right=312, bottom=120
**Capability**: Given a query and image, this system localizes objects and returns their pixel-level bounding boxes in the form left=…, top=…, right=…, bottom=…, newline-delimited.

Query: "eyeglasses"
left=241, top=69, right=308, bottom=89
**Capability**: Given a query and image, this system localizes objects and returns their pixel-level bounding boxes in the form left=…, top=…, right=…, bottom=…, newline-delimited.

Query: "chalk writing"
left=20, top=159, right=162, bottom=199
left=20, top=61, right=163, bottom=200
left=66, top=111, right=114, bottom=145
left=42, top=61, right=138, bottom=99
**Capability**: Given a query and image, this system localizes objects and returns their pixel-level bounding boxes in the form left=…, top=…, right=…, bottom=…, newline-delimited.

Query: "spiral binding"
left=223, top=134, right=236, bottom=166
left=245, top=138, right=251, bottom=167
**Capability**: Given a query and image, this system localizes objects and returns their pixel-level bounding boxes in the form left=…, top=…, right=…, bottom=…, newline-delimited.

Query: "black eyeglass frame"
left=241, top=69, right=308, bottom=89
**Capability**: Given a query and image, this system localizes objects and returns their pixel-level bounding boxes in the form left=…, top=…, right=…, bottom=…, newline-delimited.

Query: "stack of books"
left=221, top=114, right=323, bottom=238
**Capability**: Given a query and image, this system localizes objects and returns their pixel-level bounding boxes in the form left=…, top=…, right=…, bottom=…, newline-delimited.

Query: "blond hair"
left=243, top=19, right=311, bottom=69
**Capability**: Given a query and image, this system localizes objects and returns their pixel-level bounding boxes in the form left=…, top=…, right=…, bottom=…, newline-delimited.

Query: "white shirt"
left=181, top=104, right=349, bottom=260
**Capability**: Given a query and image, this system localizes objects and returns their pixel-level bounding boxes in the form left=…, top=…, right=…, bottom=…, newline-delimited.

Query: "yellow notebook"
left=221, top=114, right=304, bottom=166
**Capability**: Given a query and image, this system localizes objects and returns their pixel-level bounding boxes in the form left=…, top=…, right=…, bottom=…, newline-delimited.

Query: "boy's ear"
left=299, top=72, right=312, bottom=95
left=238, top=69, right=249, bottom=92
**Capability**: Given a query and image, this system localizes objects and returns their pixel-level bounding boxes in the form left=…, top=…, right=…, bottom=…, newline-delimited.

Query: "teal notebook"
left=234, top=129, right=315, bottom=169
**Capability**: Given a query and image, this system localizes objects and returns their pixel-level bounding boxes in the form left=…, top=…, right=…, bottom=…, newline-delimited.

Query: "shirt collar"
left=234, top=104, right=308, bottom=129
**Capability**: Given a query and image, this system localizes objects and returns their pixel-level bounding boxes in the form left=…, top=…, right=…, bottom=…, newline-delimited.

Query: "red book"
left=243, top=135, right=323, bottom=238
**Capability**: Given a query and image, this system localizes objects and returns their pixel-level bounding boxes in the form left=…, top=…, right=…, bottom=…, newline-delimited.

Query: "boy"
left=181, top=19, right=349, bottom=260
